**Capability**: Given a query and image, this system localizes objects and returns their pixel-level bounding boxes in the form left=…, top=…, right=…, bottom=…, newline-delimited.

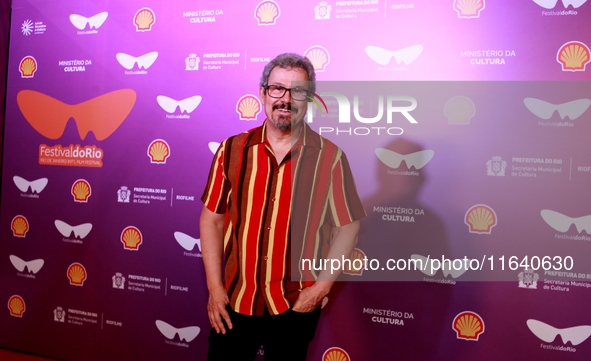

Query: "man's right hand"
left=207, top=286, right=233, bottom=334
left=200, top=205, right=231, bottom=334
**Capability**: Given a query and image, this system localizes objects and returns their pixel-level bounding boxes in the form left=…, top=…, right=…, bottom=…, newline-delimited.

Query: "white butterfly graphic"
left=54, top=220, right=93, bottom=239
left=157, top=96, right=202, bottom=114
left=116, top=52, right=158, bottom=70
left=365, top=45, right=423, bottom=66
left=208, top=142, right=221, bottom=155
left=155, top=320, right=200, bottom=342
left=410, top=254, right=467, bottom=279
left=174, top=232, right=201, bottom=252
left=527, top=319, right=591, bottom=345
left=532, top=0, right=587, bottom=9
left=13, top=176, right=48, bottom=193
left=69, top=12, right=108, bottom=30
left=375, top=148, right=434, bottom=170
left=9, top=255, right=44, bottom=274
left=540, top=210, right=591, bottom=233
left=524, top=98, right=590, bottom=120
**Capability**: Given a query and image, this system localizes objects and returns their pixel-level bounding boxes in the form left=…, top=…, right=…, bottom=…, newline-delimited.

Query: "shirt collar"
left=245, top=120, right=322, bottom=150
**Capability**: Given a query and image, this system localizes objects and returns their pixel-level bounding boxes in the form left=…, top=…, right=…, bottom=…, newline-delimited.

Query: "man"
left=200, top=53, right=365, bottom=360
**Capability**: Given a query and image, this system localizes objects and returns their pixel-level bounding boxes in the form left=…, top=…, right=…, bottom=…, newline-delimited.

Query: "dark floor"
left=0, top=348, right=58, bottom=361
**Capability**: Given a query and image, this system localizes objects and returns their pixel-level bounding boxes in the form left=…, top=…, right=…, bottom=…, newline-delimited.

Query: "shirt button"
left=275, top=170, right=280, bottom=174
left=271, top=197, right=276, bottom=202
left=264, top=256, right=268, bottom=261
left=267, top=226, right=272, bottom=230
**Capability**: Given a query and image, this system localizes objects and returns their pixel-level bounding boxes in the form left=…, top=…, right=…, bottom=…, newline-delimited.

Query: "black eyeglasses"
left=264, top=85, right=310, bottom=101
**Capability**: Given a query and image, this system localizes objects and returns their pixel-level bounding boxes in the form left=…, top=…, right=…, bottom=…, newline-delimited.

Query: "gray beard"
left=272, top=114, right=292, bottom=131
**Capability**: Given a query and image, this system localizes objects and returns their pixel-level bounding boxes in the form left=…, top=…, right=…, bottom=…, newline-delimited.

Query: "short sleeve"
left=328, top=151, right=366, bottom=227
left=201, top=140, right=229, bottom=214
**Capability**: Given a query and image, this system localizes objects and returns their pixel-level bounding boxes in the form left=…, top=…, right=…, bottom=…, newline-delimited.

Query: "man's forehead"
left=268, top=66, right=309, bottom=82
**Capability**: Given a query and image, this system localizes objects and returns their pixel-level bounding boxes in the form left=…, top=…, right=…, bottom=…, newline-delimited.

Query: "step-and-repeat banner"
left=2, top=0, right=591, bottom=360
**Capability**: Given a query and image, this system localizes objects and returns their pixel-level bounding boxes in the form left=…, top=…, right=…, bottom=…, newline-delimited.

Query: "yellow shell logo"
left=254, top=1, right=280, bottom=26
left=19, top=56, right=37, bottom=78
left=557, top=41, right=590, bottom=72
left=121, top=226, right=143, bottom=250
left=134, top=8, right=155, bottom=31
left=8, top=295, right=26, bottom=317
left=304, top=46, right=330, bottom=72
left=453, top=311, right=484, bottom=340
left=71, top=179, right=91, bottom=202
left=11, top=215, right=29, bottom=237
left=453, top=0, right=485, bottom=18
left=464, top=204, right=497, bottom=234
left=236, top=95, right=262, bottom=120
left=343, top=248, right=366, bottom=276
left=148, top=139, right=170, bottom=164
left=444, top=96, right=476, bottom=125
left=67, top=263, right=87, bottom=286
left=322, top=347, right=351, bottom=361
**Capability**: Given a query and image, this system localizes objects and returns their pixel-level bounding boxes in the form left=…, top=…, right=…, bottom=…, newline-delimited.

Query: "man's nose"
left=279, top=88, right=292, bottom=101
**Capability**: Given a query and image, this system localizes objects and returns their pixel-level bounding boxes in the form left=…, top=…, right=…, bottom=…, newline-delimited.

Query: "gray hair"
left=259, top=53, right=316, bottom=94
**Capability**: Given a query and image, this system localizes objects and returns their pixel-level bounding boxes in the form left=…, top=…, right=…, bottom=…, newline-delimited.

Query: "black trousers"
left=207, top=305, right=322, bottom=361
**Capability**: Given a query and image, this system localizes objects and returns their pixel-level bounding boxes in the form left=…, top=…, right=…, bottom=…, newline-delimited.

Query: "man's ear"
left=259, top=86, right=265, bottom=100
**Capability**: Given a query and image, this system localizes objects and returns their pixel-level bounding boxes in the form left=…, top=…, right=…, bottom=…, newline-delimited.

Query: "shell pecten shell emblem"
left=236, top=95, right=262, bottom=120
left=8, top=295, right=26, bottom=317
left=342, top=248, right=366, bottom=276
left=464, top=204, right=497, bottom=234
left=453, top=311, right=485, bottom=340
left=134, top=8, right=155, bottom=31
left=121, top=226, right=143, bottom=250
left=444, top=96, right=476, bottom=125
left=557, top=41, right=590, bottom=72
left=19, top=56, right=37, bottom=78
left=453, top=0, right=485, bottom=18
left=322, top=347, right=351, bottom=361
left=148, top=139, right=170, bottom=164
left=11, top=215, right=29, bottom=237
left=254, top=1, right=280, bottom=25
left=71, top=179, right=91, bottom=202
left=304, top=46, right=330, bottom=72
left=67, top=263, right=87, bottom=286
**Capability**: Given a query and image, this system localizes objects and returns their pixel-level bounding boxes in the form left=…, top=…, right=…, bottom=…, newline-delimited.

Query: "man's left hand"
left=292, top=281, right=331, bottom=312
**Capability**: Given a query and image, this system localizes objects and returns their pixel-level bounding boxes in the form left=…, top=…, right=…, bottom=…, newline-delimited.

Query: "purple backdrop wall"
left=1, top=0, right=591, bottom=360
left=0, top=0, right=10, bottom=170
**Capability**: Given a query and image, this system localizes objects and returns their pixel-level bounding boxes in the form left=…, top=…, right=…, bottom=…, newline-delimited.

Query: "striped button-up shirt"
left=202, top=121, right=365, bottom=316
